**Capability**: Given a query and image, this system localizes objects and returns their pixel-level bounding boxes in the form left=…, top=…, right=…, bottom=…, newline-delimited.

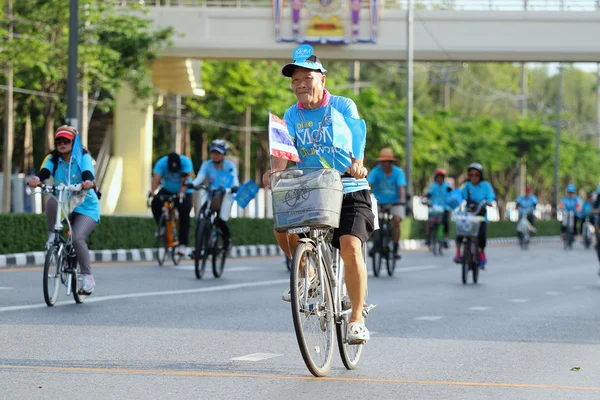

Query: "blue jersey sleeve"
left=180, top=156, right=193, bottom=174
left=336, top=97, right=360, bottom=119
left=153, top=156, right=167, bottom=176
left=367, top=167, right=379, bottom=185
left=41, top=154, right=54, bottom=172
left=81, top=153, right=95, bottom=174
left=486, top=182, right=496, bottom=202
left=193, top=161, right=211, bottom=187
left=283, top=107, right=297, bottom=142
left=396, top=168, right=406, bottom=187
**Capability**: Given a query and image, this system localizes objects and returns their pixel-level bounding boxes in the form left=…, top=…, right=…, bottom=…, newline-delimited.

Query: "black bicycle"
left=370, top=205, right=398, bottom=277
left=38, top=184, right=88, bottom=306
left=455, top=201, right=489, bottom=285
left=190, top=184, right=230, bottom=279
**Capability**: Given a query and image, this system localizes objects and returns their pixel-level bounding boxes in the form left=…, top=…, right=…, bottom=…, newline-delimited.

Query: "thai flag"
left=268, top=112, right=301, bottom=163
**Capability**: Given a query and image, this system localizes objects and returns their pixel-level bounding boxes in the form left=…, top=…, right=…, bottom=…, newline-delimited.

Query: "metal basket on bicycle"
left=454, top=212, right=484, bottom=237
left=271, top=168, right=344, bottom=232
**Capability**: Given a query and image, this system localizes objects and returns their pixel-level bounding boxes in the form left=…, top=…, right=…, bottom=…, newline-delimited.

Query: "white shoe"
left=282, top=274, right=318, bottom=302
left=80, top=274, right=95, bottom=294
left=176, top=245, right=187, bottom=256
left=347, top=322, right=370, bottom=345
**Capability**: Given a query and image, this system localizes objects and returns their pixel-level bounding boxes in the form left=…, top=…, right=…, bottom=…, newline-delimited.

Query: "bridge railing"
left=117, top=0, right=600, bottom=11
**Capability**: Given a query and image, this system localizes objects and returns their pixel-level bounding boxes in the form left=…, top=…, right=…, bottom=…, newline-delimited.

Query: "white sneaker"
left=80, top=274, right=95, bottom=294
left=347, top=322, right=370, bottom=345
left=282, top=274, right=318, bottom=302
left=176, top=244, right=187, bottom=256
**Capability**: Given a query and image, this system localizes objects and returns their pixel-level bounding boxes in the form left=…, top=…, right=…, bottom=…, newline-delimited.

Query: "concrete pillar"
left=113, top=83, right=154, bottom=214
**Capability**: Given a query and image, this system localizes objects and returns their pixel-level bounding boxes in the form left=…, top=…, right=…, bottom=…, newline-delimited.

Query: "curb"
left=0, top=236, right=562, bottom=268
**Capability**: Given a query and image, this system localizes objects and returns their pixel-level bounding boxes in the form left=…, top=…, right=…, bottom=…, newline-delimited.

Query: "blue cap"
left=281, top=45, right=327, bottom=77
left=567, top=184, right=576, bottom=193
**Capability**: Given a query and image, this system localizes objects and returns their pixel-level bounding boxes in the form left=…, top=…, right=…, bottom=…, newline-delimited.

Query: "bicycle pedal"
left=363, top=303, right=377, bottom=317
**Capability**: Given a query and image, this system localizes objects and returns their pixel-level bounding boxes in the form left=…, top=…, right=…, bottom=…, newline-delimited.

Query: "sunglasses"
left=54, top=138, right=72, bottom=145
left=468, top=173, right=481, bottom=178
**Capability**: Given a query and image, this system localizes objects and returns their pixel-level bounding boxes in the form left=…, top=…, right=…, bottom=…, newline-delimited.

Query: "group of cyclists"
left=26, top=48, right=600, bottom=347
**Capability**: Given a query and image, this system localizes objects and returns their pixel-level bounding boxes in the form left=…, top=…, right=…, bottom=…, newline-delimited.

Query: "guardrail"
left=116, top=0, right=600, bottom=11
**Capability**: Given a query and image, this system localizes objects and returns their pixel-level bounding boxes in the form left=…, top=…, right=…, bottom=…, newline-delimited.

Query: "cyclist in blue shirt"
left=580, top=192, right=594, bottom=236
left=263, top=50, right=375, bottom=345
left=367, top=148, right=406, bottom=259
left=454, top=163, right=496, bottom=269
left=27, top=125, right=99, bottom=294
left=516, top=186, right=538, bottom=225
left=193, top=139, right=240, bottom=252
left=149, top=152, right=194, bottom=256
left=559, top=184, right=581, bottom=241
left=424, top=168, right=451, bottom=248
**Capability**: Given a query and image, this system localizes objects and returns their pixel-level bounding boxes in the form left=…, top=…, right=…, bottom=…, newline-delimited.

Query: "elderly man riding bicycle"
left=263, top=49, right=375, bottom=345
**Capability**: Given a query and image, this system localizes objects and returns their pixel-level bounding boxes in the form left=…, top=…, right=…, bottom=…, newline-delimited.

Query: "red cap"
left=525, top=186, right=532, bottom=194
left=54, top=125, right=76, bottom=141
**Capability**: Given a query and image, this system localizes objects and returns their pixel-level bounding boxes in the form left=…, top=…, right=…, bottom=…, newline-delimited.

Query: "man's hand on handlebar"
left=27, top=177, right=41, bottom=188
left=345, top=160, right=368, bottom=179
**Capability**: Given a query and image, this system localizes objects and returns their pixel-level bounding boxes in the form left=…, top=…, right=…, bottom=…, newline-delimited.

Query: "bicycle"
left=272, top=168, right=375, bottom=377
left=370, top=205, right=397, bottom=277
left=561, top=209, right=576, bottom=251
left=151, top=194, right=183, bottom=266
left=581, top=216, right=594, bottom=249
left=455, top=201, right=489, bottom=285
left=38, top=183, right=88, bottom=306
left=190, top=184, right=230, bottom=280
left=516, top=213, right=533, bottom=250
left=426, top=201, right=445, bottom=257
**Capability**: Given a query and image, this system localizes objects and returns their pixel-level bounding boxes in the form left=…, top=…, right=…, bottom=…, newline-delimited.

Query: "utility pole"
left=517, top=62, right=528, bottom=197
left=596, top=63, right=600, bottom=149
left=66, top=0, right=79, bottom=131
left=170, top=94, right=182, bottom=153
left=429, top=67, right=458, bottom=110
left=553, top=64, right=563, bottom=219
left=243, top=106, right=251, bottom=217
left=349, top=61, right=360, bottom=95
left=2, top=0, right=14, bottom=213
left=405, top=0, right=414, bottom=215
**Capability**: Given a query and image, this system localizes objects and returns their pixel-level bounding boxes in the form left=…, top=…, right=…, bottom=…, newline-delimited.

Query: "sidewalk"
left=0, top=236, right=562, bottom=268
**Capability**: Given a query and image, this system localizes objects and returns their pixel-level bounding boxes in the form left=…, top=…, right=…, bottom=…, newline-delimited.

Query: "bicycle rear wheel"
left=336, top=282, right=363, bottom=370
left=386, top=251, right=396, bottom=276
left=371, top=232, right=382, bottom=277
left=290, top=241, right=335, bottom=377
left=155, top=216, right=168, bottom=266
left=194, top=219, right=210, bottom=280
left=212, top=230, right=227, bottom=278
left=43, top=246, right=62, bottom=306
left=171, top=218, right=182, bottom=265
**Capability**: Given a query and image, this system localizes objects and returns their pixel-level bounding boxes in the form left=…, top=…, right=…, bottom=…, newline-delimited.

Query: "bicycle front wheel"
left=194, top=219, right=210, bottom=280
left=43, top=246, right=62, bottom=306
left=212, top=231, right=227, bottom=278
left=155, top=216, right=168, bottom=266
left=336, top=283, right=363, bottom=370
left=290, top=241, right=335, bottom=377
left=461, top=241, right=470, bottom=285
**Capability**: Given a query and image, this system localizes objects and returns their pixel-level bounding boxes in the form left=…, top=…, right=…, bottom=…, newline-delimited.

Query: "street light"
left=66, top=0, right=79, bottom=131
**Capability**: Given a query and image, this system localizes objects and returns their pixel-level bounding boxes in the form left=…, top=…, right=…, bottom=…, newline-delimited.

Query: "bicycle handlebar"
left=39, top=183, right=83, bottom=193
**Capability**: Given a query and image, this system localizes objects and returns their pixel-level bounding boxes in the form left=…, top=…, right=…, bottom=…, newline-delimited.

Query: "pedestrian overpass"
left=105, top=0, right=600, bottom=215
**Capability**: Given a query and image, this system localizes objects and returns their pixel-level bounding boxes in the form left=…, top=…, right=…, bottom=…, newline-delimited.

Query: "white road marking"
left=469, top=306, right=491, bottom=311
left=0, top=287, right=14, bottom=290
left=396, top=265, right=441, bottom=273
left=545, top=291, right=562, bottom=296
left=510, top=298, right=529, bottom=303
left=0, top=279, right=289, bottom=313
left=414, top=316, right=443, bottom=321
left=230, top=353, right=282, bottom=362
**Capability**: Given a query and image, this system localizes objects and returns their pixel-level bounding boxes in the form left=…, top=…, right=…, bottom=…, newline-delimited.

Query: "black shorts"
left=331, top=190, right=375, bottom=249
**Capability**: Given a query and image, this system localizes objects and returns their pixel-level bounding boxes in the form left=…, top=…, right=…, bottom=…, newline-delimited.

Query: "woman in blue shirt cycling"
left=27, top=126, right=100, bottom=295
left=453, top=163, right=496, bottom=269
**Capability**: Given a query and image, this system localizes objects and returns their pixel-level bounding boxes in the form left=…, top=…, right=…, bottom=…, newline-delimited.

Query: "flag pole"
left=267, top=111, right=273, bottom=178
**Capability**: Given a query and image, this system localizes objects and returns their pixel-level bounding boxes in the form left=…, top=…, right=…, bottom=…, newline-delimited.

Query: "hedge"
left=0, top=213, right=560, bottom=255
